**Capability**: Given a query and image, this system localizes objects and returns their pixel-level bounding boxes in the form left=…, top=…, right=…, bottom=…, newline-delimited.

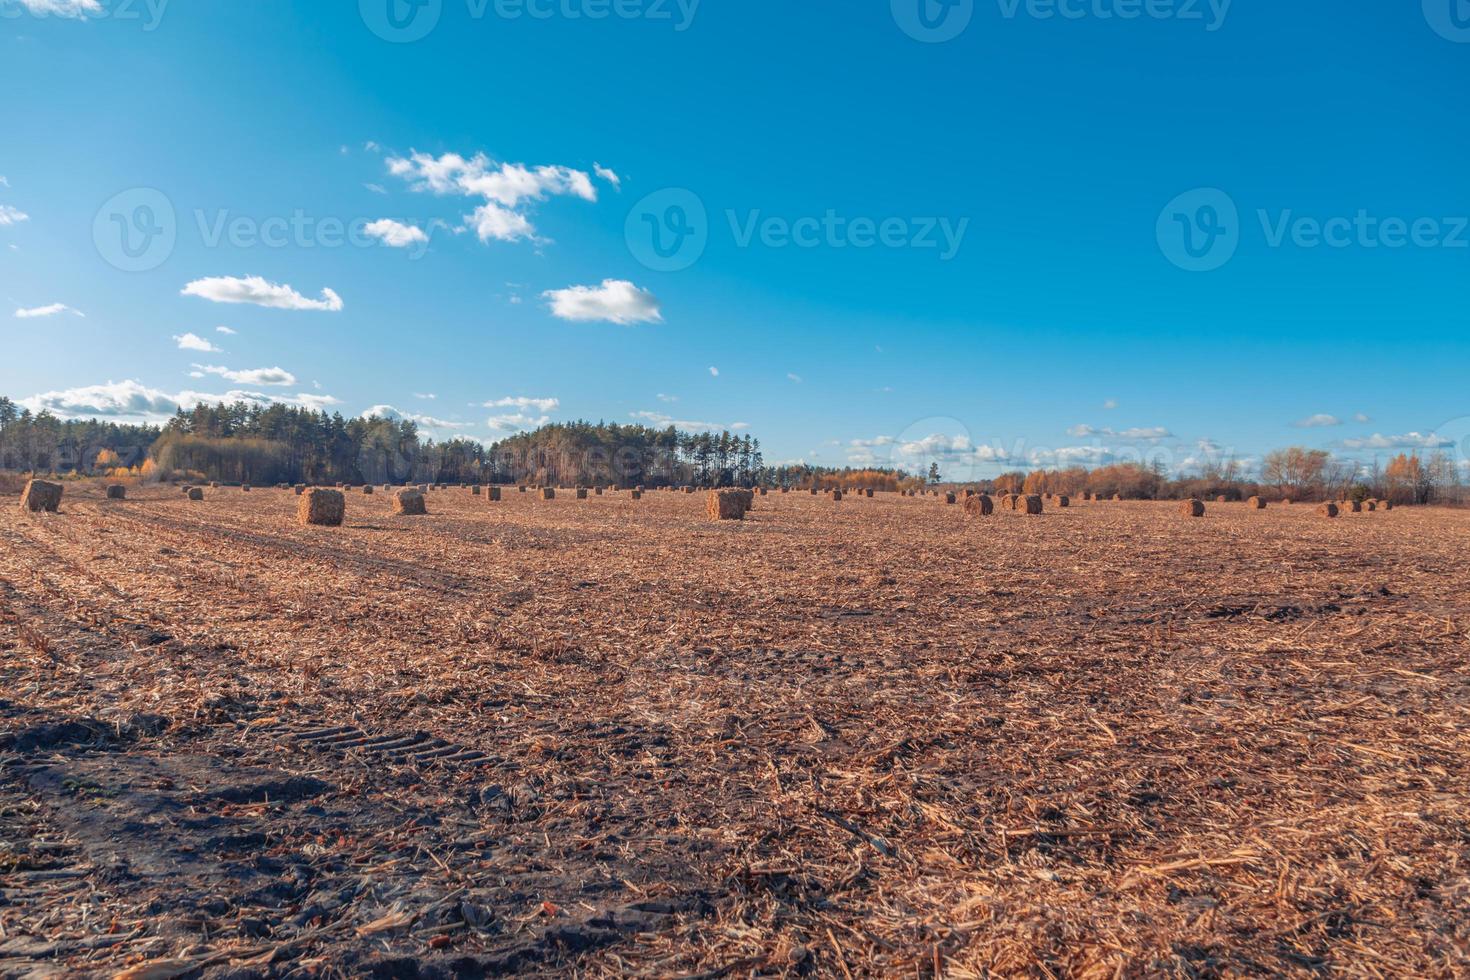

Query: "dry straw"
left=962, top=493, right=994, bottom=517
left=393, top=490, right=428, bottom=515
left=298, top=488, right=344, bottom=526
left=707, top=489, right=748, bottom=521
left=19, top=480, right=62, bottom=513
left=1180, top=498, right=1205, bottom=517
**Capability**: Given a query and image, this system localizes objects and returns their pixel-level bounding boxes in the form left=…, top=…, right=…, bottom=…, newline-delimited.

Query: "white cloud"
left=214, top=325, right=237, bottom=335
left=1293, top=413, right=1342, bottom=428
left=1353, top=412, right=1371, bottom=424
left=1031, top=446, right=1118, bottom=465
left=0, top=204, right=29, bottom=226
left=0, top=175, right=8, bottom=187
left=483, top=395, right=559, bottom=414
left=594, top=163, right=621, bottom=188
left=386, top=151, right=599, bottom=244
left=631, top=410, right=726, bottom=432
left=172, top=332, right=220, bottom=352
left=787, top=373, right=803, bottom=383
left=10, top=0, right=102, bottom=16
left=467, top=203, right=535, bottom=243
left=365, top=183, right=388, bottom=195
left=363, top=405, right=471, bottom=431
left=1066, top=424, right=1172, bottom=441
left=15, top=303, right=82, bottom=319
left=363, top=218, right=428, bottom=248
left=708, top=366, right=719, bottom=377
left=487, top=412, right=552, bottom=432
left=414, top=392, right=437, bottom=400
left=1102, top=398, right=1118, bottom=410
left=543, top=279, right=661, bottom=325
left=182, top=276, right=343, bottom=312
left=19, top=379, right=337, bottom=422
left=657, top=393, right=678, bottom=403
left=192, top=364, right=297, bottom=387
left=850, top=436, right=895, bottom=448
left=1340, top=432, right=1452, bottom=450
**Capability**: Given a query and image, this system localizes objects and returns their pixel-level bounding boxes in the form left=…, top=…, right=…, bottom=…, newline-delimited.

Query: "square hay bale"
left=707, top=489, right=747, bottom=521
left=19, top=479, right=63, bottom=513
left=963, top=493, right=994, bottom=517
left=393, top=489, right=428, bottom=515
left=187, top=487, right=204, bottom=501
left=1180, top=498, right=1205, bottom=518
left=1319, top=502, right=1340, bottom=518
left=1247, top=495, right=1266, bottom=509
left=299, top=488, right=345, bottom=526
left=105, top=484, right=127, bottom=500
left=540, top=487, right=556, bottom=500
left=1019, top=494, right=1044, bottom=515
left=488, top=487, right=502, bottom=501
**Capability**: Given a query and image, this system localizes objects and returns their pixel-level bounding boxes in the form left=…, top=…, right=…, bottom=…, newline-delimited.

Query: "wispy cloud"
left=363, top=218, right=428, bottom=248
left=9, top=0, right=103, bottom=16
left=214, top=325, right=237, bottom=335
left=787, top=373, right=803, bottom=383
left=362, top=405, right=471, bottom=431
left=1292, top=413, right=1341, bottom=428
left=15, top=303, right=83, bottom=319
left=1340, top=432, right=1452, bottom=450
left=182, top=276, right=343, bottom=312
left=593, top=163, right=621, bottom=188
left=0, top=204, right=29, bottom=226
left=172, top=332, right=220, bottom=353
left=708, top=366, right=719, bottom=377
left=386, top=151, right=599, bottom=244
left=543, top=279, right=661, bottom=325
left=19, top=379, right=338, bottom=422
left=192, top=364, right=297, bottom=387
left=1066, top=424, right=1172, bottom=441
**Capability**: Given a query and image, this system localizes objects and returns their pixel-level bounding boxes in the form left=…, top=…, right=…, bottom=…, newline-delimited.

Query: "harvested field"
left=1, top=484, right=1469, bottom=977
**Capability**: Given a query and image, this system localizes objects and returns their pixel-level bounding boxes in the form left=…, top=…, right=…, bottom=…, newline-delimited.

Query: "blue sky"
left=1, top=0, right=1467, bottom=478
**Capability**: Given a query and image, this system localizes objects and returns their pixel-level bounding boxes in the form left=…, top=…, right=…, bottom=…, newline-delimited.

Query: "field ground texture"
left=1, top=485, right=1467, bottom=977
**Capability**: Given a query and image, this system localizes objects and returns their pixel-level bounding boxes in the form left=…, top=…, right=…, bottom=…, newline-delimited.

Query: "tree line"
left=3, top=395, right=1462, bottom=503
left=0, top=396, right=905, bottom=489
